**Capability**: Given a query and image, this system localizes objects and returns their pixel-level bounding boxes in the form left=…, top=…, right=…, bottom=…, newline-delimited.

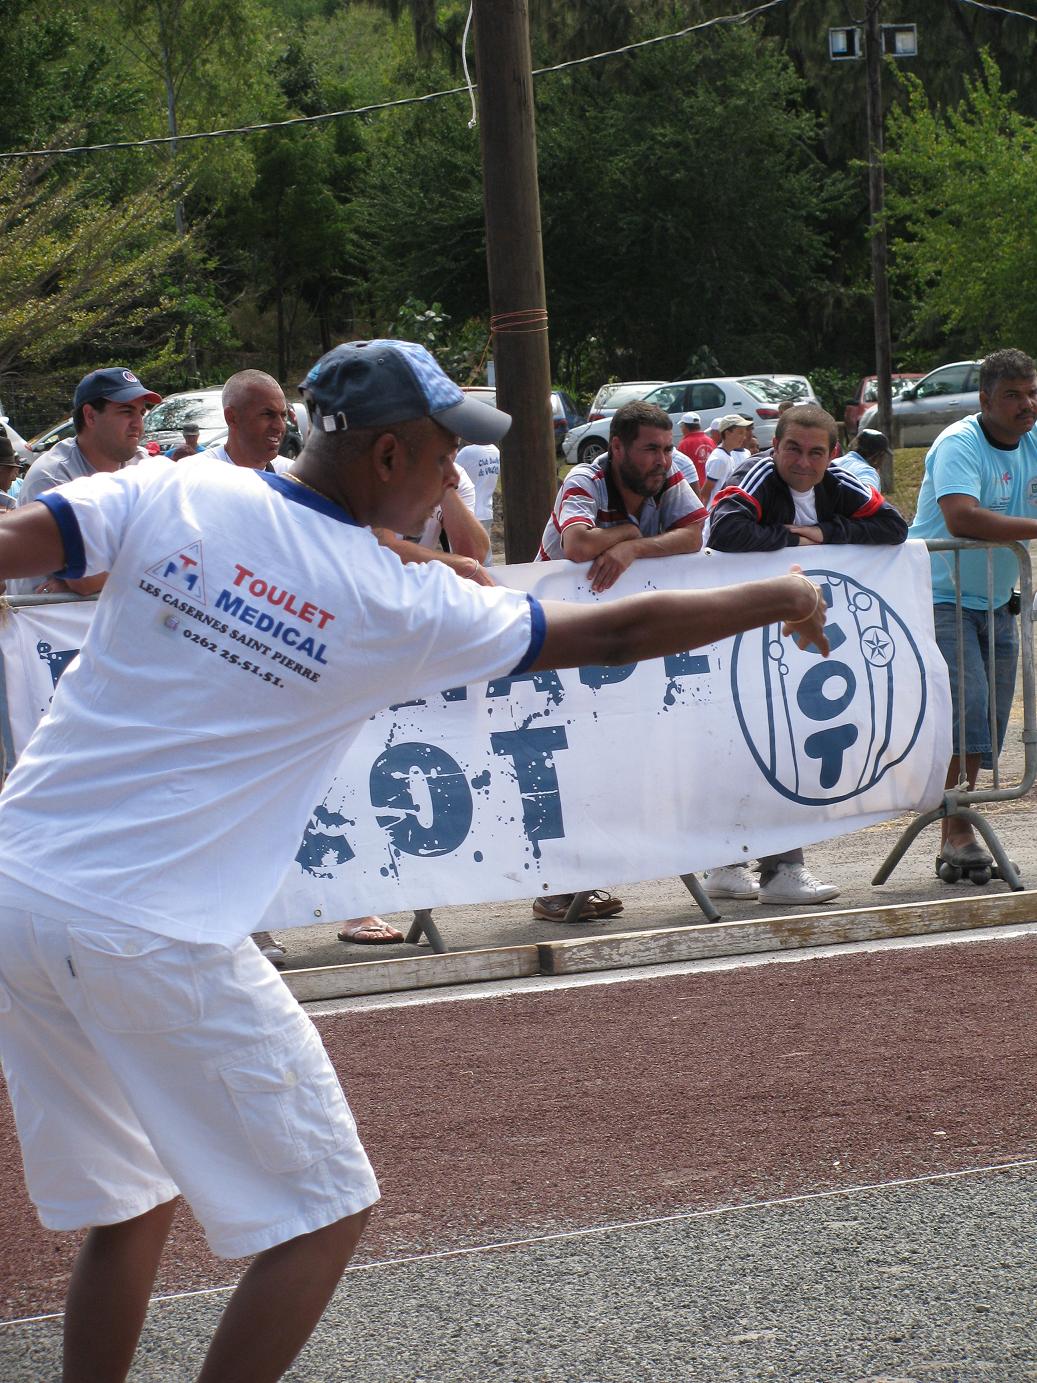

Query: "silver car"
left=562, top=374, right=818, bottom=467
left=858, top=360, right=981, bottom=448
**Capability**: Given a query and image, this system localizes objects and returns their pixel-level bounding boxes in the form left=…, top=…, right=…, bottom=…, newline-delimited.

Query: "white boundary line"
left=5, top=1155, right=1037, bottom=1328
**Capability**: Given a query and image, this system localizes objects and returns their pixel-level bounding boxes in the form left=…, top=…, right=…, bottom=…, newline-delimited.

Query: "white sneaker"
left=703, top=864, right=759, bottom=900
left=251, top=930, right=287, bottom=967
left=758, top=863, right=839, bottom=906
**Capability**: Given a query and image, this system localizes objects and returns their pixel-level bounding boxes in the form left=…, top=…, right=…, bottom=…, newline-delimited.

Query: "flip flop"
left=337, top=916, right=405, bottom=945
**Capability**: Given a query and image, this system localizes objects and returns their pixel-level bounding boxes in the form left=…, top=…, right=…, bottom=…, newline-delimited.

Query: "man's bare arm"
left=531, top=571, right=828, bottom=670
left=939, top=494, right=1037, bottom=543
left=373, top=529, right=494, bottom=586
left=585, top=524, right=703, bottom=593
left=439, top=485, right=490, bottom=562
left=560, top=523, right=641, bottom=561
left=0, top=504, right=69, bottom=579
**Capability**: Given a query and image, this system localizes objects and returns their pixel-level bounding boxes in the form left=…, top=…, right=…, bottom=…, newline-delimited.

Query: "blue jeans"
left=932, top=601, right=1018, bottom=769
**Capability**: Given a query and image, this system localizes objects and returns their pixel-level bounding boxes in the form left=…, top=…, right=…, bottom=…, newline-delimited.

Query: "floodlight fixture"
left=829, top=26, right=862, bottom=60
left=882, top=24, right=918, bottom=57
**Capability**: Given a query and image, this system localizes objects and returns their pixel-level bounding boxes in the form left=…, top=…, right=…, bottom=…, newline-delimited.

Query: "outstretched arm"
left=531, top=569, right=828, bottom=670
left=0, top=503, right=68, bottom=580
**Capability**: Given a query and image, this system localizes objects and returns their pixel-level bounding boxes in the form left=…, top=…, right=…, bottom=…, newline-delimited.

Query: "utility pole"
left=864, top=0, right=894, bottom=488
left=472, top=0, right=556, bottom=562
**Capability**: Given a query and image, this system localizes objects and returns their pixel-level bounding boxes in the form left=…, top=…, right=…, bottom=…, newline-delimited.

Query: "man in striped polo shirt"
left=537, top=400, right=706, bottom=595
left=533, top=400, right=707, bottom=922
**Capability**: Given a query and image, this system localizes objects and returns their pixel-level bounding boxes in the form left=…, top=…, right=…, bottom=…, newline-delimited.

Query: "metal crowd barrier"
left=871, top=537, right=1036, bottom=893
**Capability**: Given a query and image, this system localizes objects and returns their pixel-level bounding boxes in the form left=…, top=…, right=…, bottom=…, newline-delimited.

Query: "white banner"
left=0, top=544, right=950, bottom=926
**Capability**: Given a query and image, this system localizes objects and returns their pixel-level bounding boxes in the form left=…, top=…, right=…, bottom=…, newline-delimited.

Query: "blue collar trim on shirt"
left=257, top=470, right=361, bottom=526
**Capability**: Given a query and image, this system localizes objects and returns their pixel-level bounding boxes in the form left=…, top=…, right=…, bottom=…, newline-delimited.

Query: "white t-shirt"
left=454, top=444, right=500, bottom=522
left=0, top=459, right=543, bottom=945
left=204, top=442, right=290, bottom=475
left=705, top=446, right=749, bottom=491
left=414, top=466, right=478, bottom=549
left=791, top=489, right=818, bottom=525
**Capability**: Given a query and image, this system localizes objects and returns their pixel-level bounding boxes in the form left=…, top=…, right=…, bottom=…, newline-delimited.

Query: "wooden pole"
left=865, top=0, right=894, bottom=488
left=472, top=0, right=557, bottom=561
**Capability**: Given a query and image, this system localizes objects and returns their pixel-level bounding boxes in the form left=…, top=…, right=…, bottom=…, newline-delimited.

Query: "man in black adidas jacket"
left=707, top=402, right=907, bottom=552
left=702, top=402, right=907, bottom=908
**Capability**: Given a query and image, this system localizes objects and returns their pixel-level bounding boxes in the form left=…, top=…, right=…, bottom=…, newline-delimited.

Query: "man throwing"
left=907, top=348, right=1037, bottom=876
left=0, top=340, right=827, bottom=1382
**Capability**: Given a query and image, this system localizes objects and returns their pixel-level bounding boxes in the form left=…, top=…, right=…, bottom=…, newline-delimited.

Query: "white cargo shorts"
left=0, top=880, right=379, bottom=1259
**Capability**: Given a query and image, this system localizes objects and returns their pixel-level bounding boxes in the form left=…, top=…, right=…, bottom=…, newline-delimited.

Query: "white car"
left=858, top=360, right=981, bottom=448
left=561, top=374, right=818, bottom=466
left=585, top=380, right=667, bottom=422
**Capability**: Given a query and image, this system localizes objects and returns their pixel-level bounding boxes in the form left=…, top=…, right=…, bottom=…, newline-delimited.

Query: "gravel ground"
left=5, top=1167, right=1036, bottom=1381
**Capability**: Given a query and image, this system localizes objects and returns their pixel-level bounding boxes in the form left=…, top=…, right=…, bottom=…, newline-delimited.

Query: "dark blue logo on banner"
left=731, top=571, right=927, bottom=805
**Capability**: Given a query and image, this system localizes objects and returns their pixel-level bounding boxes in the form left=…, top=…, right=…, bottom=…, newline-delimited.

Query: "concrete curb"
left=284, top=889, right=1037, bottom=1001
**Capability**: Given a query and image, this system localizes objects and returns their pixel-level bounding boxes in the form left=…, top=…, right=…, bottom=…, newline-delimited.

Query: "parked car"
left=26, top=417, right=75, bottom=456
left=461, top=386, right=584, bottom=456
left=142, top=389, right=228, bottom=452
left=858, top=361, right=981, bottom=448
left=585, top=380, right=667, bottom=422
left=844, top=373, right=924, bottom=435
left=562, top=374, right=818, bottom=466
left=143, top=387, right=304, bottom=458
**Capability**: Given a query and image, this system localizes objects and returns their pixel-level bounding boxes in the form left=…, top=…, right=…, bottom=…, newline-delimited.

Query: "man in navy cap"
left=0, top=338, right=828, bottom=1382
left=11, top=365, right=160, bottom=594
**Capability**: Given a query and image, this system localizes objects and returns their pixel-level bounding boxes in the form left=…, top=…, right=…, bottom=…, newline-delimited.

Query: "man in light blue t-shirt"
left=907, top=347, right=1037, bottom=870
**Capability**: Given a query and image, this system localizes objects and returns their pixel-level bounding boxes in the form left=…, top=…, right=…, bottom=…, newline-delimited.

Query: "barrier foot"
left=565, top=891, right=593, bottom=924
left=958, top=808, right=1025, bottom=891
left=680, top=872, right=722, bottom=923
left=871, top=807, right=943, bottom=885
left=406, top=909, right=447, bottom=952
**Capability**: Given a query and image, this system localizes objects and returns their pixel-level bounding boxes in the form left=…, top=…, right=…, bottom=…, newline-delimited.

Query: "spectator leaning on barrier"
left=9, top=366, right=160, bottom=595
left=533, top=399, right=708, bottom=923
left=907, top=347, right=1037, bottom=877
left=705, top=402, right=908, bottom=905
left=0, top=335, right=829, bottom=1383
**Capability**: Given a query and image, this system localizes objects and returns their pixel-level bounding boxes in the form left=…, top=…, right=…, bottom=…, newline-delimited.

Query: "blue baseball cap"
left=299, top=340, right=511, bottom=446
left=73, top=367, right=161, bottom=409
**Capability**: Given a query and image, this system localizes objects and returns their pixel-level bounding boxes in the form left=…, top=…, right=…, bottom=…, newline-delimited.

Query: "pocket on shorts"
left=215, top=1022, right=355, bottom=1175
left=0, top=976, right=11, bottom=1014
left=67, top=926, right=203, bottom=1034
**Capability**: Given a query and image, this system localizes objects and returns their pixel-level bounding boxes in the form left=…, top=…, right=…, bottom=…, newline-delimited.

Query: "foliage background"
left=2, top=0, right=1037, bottom=431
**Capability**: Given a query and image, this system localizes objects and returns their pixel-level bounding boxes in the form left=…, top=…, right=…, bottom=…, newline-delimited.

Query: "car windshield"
left=604, top=384, right=661, bottom=409
left=738, top=377, right=807, bottom=405
left=863, top=377, right=916, bottom=403
left=144, top=396, right=225, bottom=432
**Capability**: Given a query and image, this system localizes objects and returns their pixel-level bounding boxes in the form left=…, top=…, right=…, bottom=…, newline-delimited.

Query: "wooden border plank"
left=539, top=891, right=1037, bottom=976
left=284, top=944, right=540, bottom=1001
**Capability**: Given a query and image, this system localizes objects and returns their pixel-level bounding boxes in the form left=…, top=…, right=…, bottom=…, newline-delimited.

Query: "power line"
left=953, top=0, right=1037, bottom=19
left=0, top=0, right=786, bottom=162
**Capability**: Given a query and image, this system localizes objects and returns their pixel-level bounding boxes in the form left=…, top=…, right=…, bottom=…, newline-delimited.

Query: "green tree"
left=884, top=52, right=1037, bottom=355
left=0, top=153, right=187, bottom=377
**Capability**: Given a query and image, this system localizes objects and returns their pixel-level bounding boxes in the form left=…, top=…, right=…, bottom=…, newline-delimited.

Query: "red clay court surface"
left=2, top=933, right=1036, bottom=1322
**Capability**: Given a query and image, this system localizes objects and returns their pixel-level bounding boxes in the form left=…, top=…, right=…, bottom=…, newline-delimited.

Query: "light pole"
left=830, top=10, right=917, bottom=488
